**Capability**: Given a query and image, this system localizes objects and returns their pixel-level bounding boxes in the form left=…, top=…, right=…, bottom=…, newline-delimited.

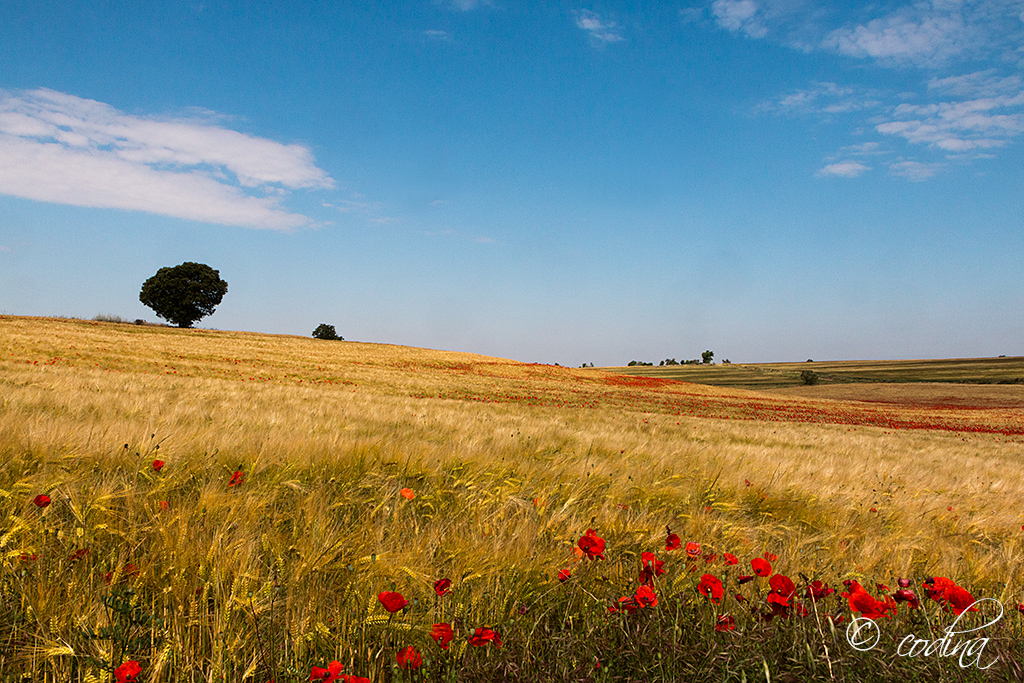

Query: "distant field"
left=609, top=356, right=1024, bottom=390
left=2, top=316, right=1023, bottom=682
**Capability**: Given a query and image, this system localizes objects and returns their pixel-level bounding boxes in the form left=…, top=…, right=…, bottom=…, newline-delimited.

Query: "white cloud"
left=889, top=159, right=943, bottom=180
left=712, top=0, right=768, bottom=38
left=423, top=29, right=451, bottom=41
left=575, top=10, right=625, bottom=43
left=703, top=0, right=1024, bottom=68
left=763, top=81, right=881, bottom=115
left=837, top=141, right=889, bottom=156
left=680, top=7, right=706, bottom=24
left=876, top=89, right=1024, bottom=151
left=820, top=0, right=1024, bottom=68
left=928, top=70, right=1023, bottom=98
left=822, top=10, right=976, bottom=67
left=440, top=0, right=491, bottom=10
left=0, top=89, right=333, bottom=230
left=816, top=161, right=871, bottom=177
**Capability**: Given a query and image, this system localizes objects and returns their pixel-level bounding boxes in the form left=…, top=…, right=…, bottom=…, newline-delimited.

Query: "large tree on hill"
left=139, top=262, right=228, bottom=328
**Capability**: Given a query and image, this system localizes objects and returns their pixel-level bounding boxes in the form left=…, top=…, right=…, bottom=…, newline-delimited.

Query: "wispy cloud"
left=0, top=88, right=332, bottom=230
left=835, top=141, right=889, bottom=157
left=711, top=0, right=767, bottom=39
left=420, top=228, right=495, bottom=243
left=760, top=81, right=881, bottom=116
left=821, top=9, right=978, bottom=67
left=816, top=161, right=871, bottom=178
left=575, top=10, right=625, bottom=43
left=929, top=70, right=1023, bottom=98
left=820, top=0, right=1024, bottom=68
left=708, top=0, right=1024, bottom=68
left=423, top=29, right=451, bottom=41
left=438, top=0, right=492, bottom=11
left=875, top=72, right=1024, bottom=152
left=889, top=159, right=943, bottom=181
left=324, top=198, right=375, bottom=214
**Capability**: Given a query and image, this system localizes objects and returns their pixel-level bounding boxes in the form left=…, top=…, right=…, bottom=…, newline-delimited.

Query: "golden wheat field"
left=2, top=315, right=1023, bottom=682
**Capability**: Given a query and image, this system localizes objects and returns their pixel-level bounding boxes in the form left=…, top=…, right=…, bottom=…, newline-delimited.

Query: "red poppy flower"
left=751, top=557, right=772, bottom=577
left=114, top=660, right=141, bottom=683
left=764, top=574, right=795, bottom=616
left=19, top=553, right=38, bottom=563
left=945, top=584, right=978, bottom=615
left=308, top=661, right=343, bottom=681
left=396, top=646, right=422, bottom=670
left=378, top=591, right=408, bottom=613
left=639, top=551, right=665, bottom=583
left=577, top=529, right=606, bottom=560
left=228, top=471, right=244, bottom=487
left=400, top=488, right=415, bottom=500
left=723, top=553, right=738, bottom=565
left=698, top=574, right=724, bottom=605
left=666, top=533, right=681, bottom=551
left=715, top=614, right=736, bottom=632
left=769, top=574, right=796, bottom=602
left=923, top=577, right=978, bottom=615
left=152, top=459, right=164, bottom=472
left=922, top=576, right=951, bottom=601
left=763, top=552, right=778, bottom=562
left=737, top=575, right=755, bottom=584
left=634, top=584, right=658, bottom=608
left=685, top=541, right=701, bottom=558
left=431, top=622, right=454, bottom=649
left=805, top=580, right=833, bottom=601
left=1016, top=603, right=1024, bottom=615
left=767, top=592, right=791, bottom=612
left=557, top=568, right=572, bottom=582
left=897, top=578, right=911, bottom=588
left=68, top=548, right=89, bottom=561
left=33, top=494, right=51, bottom=508
left=434, top=578, right=452, bottom=596
left=609, top=596, right=639, bottom=614
left=159, top=500, right=169, bottom=510
left=845, top=584, right=891, bottom=620
left=894, top=589, right=920, bottom=609
left=469, top=626, right=502, bottom=649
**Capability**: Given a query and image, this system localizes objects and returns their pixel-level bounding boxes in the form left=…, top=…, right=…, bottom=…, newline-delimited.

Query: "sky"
left=1, top=0, right=1023, bottom=366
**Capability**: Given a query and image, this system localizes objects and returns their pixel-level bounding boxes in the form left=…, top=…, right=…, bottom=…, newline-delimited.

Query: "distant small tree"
left=801, top=370, right=819, bottom=386
left=139, top=262, right=227, bottom=328
left=312, top=324, right=343, bottom=340
left=702, top=350, right=714, bottom=365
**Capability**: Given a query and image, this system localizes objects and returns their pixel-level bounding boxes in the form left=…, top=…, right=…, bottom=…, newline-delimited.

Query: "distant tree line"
left=629, top=350, right=719, bottom=367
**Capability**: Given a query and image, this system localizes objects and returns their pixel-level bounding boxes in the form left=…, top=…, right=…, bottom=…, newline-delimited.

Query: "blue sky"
left=2, top=1, right=1022, bottom=365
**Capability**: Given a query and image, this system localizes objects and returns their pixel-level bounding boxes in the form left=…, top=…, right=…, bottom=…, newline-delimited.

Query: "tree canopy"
left=139, top=262, right=228, bottom=328
left=312, top=324, right=343, bottom=340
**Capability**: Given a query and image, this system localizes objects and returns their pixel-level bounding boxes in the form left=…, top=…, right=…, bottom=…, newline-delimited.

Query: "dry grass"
left=2, top=316, right=1023, bottom=681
